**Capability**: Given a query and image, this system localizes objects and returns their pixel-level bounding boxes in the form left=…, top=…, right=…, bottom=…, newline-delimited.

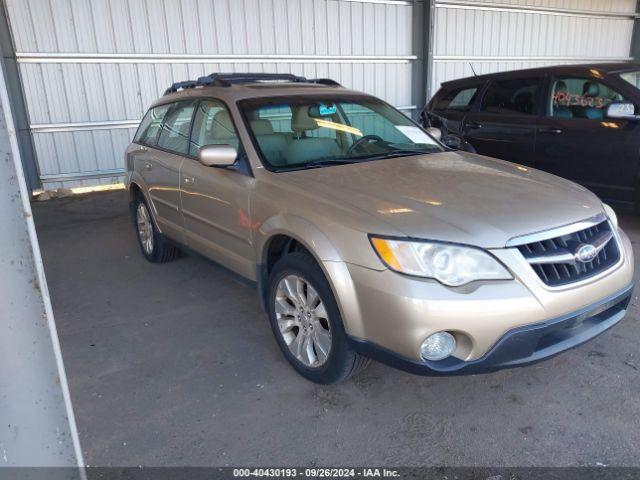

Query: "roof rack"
left=164, top=72, right=341, bottom=95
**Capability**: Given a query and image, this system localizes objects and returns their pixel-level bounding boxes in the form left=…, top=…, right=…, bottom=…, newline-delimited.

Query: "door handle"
left=183, top=176, right=195, bottom=185
left=539, top=128, right=563, bottom=134
left=144, top=162, right=152, bottom=170
left=466, top=122, right=483, bottom=130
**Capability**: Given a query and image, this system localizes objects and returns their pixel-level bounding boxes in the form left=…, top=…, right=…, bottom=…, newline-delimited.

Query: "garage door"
left=430, top=0, right=637, bottom=98
left=5, top=0, right=415, bottom=189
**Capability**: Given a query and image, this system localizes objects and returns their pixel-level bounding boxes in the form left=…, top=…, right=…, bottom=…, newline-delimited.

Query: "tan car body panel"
left=180, top=157, right=256, bottom=279
left=126, top=83, right=635, bottom=364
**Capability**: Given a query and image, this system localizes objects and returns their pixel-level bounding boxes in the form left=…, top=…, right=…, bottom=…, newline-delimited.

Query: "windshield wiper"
left=275, top=158, right=362, bottom=172
left=352, top=149, right=436, bottom=161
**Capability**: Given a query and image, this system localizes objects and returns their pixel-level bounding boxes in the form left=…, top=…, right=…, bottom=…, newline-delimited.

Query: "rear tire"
left=267, top=251, right=370, bottom=384
left=133, top=194, right=179, bottom=263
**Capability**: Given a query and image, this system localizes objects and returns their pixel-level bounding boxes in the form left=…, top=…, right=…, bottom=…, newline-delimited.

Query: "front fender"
left=256, top=214, right=372, bottom=337
left=258, top=213, right=343, bottom=263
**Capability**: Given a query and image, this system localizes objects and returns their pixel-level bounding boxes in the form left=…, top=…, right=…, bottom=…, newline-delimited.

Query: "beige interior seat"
left=250, top=119, right=289, bottom=166
left=283, top=106, right=342, bottom=165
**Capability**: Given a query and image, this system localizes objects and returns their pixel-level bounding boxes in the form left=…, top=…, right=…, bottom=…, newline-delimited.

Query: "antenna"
left=469, top=62, right=478, bottom=76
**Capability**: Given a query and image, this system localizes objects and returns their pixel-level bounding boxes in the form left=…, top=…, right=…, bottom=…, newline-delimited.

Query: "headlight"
left=370, top=236, right=512, bottom=287
left=602, top=203, right=618, bottom=228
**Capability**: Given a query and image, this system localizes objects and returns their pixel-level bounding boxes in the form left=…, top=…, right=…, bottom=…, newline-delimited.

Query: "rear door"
left=144, top=99, right=197, bottom=242
left=462, top=76, right=543, bottom=166
left=535, top=74, right=640, bottom=202
left=130, top=104, right=170, bottom=191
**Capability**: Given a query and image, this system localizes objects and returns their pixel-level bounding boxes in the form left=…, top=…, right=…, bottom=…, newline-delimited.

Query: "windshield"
left=239, top=95, right=443, bottom=170
left=619, top=70, right=640, bottom=90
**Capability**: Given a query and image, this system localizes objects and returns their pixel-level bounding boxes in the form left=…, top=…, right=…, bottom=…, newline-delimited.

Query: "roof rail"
left=200, top=73, right=308, bottom=86
left=163, top=80, right=199, bottom=95
left=164, top=72, right=341, bottom=95
left=307, top=78, right=342, bottom=87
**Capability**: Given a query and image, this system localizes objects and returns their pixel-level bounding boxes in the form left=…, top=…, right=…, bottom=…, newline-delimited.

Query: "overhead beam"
left=16, top=52, right=417, bottom=64
left=437, top=0, right=638, bottom=20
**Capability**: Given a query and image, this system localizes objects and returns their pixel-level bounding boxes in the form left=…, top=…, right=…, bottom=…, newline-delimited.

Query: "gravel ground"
left=32, top=191, right=640, bottom=467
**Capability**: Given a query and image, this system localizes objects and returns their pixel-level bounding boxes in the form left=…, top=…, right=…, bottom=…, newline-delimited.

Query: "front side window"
left=480, top=78, right=540, bottom=116
left=134, top=104, right=171, bottom=145
left=619, top=70, right=640, bottom=90
left=549, top=77, right=626, bottom=120
left=189, top=100, right=240, bottom=156
left=156, top=100, right=197, bottom=155
left=432, top=86, right=480, bottom=112
left=240, top=96, right=443, bottom=170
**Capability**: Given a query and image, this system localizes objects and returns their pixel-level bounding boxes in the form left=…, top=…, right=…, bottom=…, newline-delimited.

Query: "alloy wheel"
left=136, top=203, right=154, bottom=255
left=274, top=274, right=332, bottom=368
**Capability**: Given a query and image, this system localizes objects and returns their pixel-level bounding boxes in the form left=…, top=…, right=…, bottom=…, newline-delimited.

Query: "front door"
left=535, top=75, right=640, bottom=203
left=463, top=76, right=543, bottom=167
left=180, top=99, right=255, bottom=280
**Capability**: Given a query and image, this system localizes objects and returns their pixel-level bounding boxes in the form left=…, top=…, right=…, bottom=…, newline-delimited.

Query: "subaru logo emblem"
left=575, top=244, right=598, bottom=263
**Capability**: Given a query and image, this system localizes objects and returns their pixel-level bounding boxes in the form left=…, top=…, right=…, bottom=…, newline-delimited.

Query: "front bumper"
left=325, top=225, right=634, bottom=375
left=347, top=282, right=633, bottom=375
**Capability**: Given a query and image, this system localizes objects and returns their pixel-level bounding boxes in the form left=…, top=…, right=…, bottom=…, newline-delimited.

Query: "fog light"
left=421, top=332, right=456, bottom=361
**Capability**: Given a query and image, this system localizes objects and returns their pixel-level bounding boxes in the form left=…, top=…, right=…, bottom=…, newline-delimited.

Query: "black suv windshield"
left=239, top=95, right=443, bottom=170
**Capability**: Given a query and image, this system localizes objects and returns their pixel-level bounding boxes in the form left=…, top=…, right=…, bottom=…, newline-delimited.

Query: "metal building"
left=1, top=0, right=638, bottom=190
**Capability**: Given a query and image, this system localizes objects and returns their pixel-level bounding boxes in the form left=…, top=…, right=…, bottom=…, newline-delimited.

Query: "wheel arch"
left=255, top=215, right=360, bottom=327
left=128, top=179, right=163, bottom=233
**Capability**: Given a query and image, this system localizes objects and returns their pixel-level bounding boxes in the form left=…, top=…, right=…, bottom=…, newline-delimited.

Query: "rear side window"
left=134, top=104, right=171, bottom=145
left=548, top=77, right=627, bottom=120
left=432, top=86, right=480, bottom=112
left=156, top=100, right=197, bottom=155
left=481, top=78, right=540, bottom=116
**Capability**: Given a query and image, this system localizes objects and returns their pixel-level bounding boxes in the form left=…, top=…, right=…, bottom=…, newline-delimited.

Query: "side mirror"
left=198, top=144, right=238, bottom=167
left=442, top=135, right=463, bottom=150
left=606, top=102, right=640, bottom=120
left=426, top=127, right=442, bottom=141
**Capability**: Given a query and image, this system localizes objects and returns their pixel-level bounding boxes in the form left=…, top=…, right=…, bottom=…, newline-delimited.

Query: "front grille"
left=517, top=220, right=620, bottom=287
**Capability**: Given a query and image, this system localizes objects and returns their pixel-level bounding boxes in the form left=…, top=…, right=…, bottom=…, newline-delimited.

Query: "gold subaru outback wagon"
left=125, top=73, right=634, bottom=384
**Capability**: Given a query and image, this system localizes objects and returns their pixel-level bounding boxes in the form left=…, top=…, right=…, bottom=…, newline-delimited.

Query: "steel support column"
left=631, top=0, right=640, bottom=60
left=411, top=0, right=435, bottom=120
left=0, top=0, right=39, bottom=192
left=0, top=58, right=84, bottom=477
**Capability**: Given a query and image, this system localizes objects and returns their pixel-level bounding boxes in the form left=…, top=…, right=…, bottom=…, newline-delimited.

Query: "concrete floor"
left=33, top=191, right=640, bottom=467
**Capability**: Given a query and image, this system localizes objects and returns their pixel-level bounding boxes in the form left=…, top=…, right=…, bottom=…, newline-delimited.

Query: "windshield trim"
left=236, top=94, right=444, bottom=173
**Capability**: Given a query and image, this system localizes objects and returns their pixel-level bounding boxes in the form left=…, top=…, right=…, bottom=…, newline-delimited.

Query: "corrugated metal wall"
left=5, top=0, right=638, bottom=189
left=431, top=0, right=637, bottom=97
left=5, top=0, right=414, bottom=189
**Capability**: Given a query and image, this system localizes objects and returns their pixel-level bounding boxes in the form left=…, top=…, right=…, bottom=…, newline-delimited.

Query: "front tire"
left=133, top=195, right=179, bottom=263
left=267, top=251, right=370, bottom=384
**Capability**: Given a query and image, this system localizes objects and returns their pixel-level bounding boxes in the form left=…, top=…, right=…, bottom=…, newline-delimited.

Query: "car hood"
left=282, top=151, right=605, bottom=248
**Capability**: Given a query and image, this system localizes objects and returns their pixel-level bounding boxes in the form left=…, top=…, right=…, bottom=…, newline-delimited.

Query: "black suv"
left=422, top=63, right=640, bottom=209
